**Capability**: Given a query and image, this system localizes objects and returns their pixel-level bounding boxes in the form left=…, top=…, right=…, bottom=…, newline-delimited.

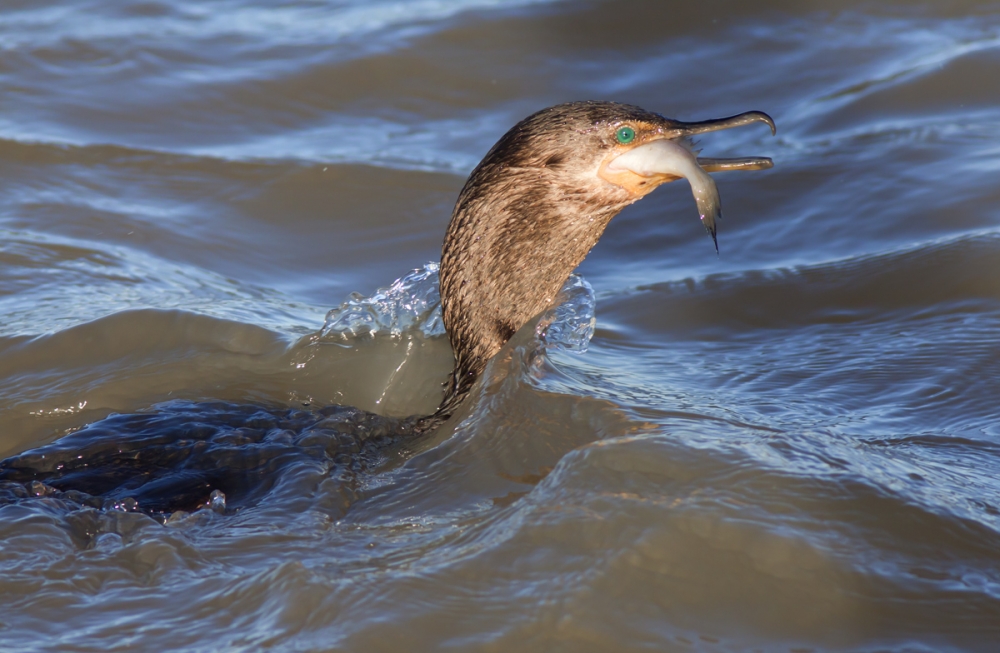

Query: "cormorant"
left=0, top=102, right=775, bottom=519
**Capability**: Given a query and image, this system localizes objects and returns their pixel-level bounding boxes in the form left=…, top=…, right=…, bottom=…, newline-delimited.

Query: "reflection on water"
left=1, top=0, right=999, bottom=650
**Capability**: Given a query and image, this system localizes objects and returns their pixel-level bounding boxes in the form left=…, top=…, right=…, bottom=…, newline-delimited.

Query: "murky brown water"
left=2, top=0, right=1000, bottom=650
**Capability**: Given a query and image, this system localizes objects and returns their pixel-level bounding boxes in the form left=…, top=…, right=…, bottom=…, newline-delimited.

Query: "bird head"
left=437, top=101, right=775, bottom=410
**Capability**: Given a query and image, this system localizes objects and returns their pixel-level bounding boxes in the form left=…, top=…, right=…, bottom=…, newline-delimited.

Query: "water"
left=1, top=0, right=999, bottom=650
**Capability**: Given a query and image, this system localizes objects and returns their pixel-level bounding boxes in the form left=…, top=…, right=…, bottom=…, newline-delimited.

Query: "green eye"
left=615, top=126, right=636, bottom=144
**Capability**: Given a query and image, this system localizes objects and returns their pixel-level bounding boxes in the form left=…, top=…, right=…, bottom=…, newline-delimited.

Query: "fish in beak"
left=600, top=111, right=776, bottom=251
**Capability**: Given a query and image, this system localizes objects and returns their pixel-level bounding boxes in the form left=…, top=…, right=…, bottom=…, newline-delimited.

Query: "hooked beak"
left=603, top=111, right=775, bottom=252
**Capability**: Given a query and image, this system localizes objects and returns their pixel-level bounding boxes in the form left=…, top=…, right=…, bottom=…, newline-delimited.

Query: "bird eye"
left=615, top=126, right=636, bottom=144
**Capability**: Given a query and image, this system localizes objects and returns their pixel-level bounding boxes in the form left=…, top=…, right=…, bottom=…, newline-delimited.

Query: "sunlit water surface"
left=1, top=1, right=1000, bottom=651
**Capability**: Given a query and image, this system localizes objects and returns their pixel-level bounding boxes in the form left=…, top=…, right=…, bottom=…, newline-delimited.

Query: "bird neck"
left=435, top=164, right=630, bottom=415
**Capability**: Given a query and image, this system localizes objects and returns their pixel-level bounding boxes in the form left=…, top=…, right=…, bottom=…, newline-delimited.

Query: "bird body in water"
left=0, top=102, right=775, bottom=519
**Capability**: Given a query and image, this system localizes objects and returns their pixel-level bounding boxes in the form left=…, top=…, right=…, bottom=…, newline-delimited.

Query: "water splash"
left=321, top=263, right=445, bottom=340
left=536, top=275, right=597, bottom=354
left=319, top=262, right=596, bottom=352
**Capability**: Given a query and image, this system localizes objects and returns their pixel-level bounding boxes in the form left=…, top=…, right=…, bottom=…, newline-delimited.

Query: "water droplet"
left=209, top=489, right=226, bottom=514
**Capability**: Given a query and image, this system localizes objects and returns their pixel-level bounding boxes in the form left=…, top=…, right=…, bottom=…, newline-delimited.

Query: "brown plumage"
left=437, top=101, right=774, bottom=416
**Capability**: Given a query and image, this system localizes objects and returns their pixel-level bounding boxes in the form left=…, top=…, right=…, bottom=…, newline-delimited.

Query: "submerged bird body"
left=0, top=102, right=775, bottom=517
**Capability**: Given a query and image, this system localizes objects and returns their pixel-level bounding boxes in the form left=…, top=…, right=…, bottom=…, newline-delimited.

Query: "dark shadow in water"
left=0, top=400, right=413, bottom=521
